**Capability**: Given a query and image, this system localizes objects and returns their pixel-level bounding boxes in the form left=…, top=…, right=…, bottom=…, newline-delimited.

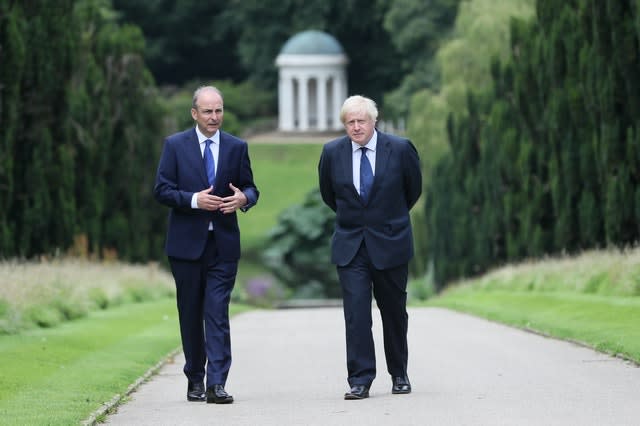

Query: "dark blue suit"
left=154, top=127, right=258, bottom=387
left=318, top=130, right=421, bottom=387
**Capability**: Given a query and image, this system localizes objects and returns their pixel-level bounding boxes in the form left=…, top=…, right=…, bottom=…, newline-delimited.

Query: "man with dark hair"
left=154, top=85, right=259, bottom=404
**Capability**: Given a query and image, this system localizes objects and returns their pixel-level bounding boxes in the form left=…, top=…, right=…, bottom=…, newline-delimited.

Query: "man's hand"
left=196, top=186, right=223, bottom=211
left=220, top=183, right=248, bottom=214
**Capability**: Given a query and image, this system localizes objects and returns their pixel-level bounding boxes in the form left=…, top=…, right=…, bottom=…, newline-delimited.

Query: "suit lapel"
left=216, top=131, right=230, bottom=192
left=338, top=137, right=358, bottom=198
left=372, top=131, right=392, bottom=197
left=185, top=129, right=208, bottom=186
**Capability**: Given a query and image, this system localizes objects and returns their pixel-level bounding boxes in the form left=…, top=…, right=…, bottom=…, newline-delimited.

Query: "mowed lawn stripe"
left=0, top=298, right=180, bottom=424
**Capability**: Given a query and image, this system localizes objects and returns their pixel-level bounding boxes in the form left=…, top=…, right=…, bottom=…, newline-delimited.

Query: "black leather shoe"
left=391, top=376, right=411, bottom=394
left=187, top=381, right=205, bottom=401
left=206, top=384, right=234, bottom=404
left=344, top=384, right=370, bottom=400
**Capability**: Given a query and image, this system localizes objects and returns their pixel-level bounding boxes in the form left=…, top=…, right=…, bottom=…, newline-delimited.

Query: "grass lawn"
left=0, top=298, right=249, bottom=424
left=239, top=143, right=324, bottom=249
left=425, top=285, right=640, bottom=364
left=418, top=249, right=640, bottom=365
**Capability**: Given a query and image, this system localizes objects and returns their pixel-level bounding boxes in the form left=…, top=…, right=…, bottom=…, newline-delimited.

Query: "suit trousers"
left=169, top=231, right=237, bottom=387
left=337, top=241, right=409, bottom=387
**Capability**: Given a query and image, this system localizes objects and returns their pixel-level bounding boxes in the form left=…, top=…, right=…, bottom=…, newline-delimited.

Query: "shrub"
left=262, top=189, right=339, bottom=298
left=0, top=260, right=175, bottom=334
left=243, top=275, right=286, bottom=307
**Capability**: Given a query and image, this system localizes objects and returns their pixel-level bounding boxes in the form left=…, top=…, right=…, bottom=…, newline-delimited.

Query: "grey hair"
left=192, top=85, right=223, bottom=109
left=339, top=95, right=378, bottom=124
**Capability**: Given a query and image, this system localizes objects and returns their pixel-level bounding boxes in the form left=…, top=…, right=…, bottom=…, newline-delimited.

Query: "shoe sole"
left=344, top=393, right=369, bottom=400
left=391, top=389, right=411, bottom=394
left=207, top=397, right=234, bottom=404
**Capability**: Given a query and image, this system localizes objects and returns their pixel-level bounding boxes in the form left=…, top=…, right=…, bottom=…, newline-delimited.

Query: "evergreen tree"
left=424, top=0, right=640, bottom=287
left=0, top=0, right=26, bottom=254
left=3, top=0, right=76, bottom=257
left=0, top=0, right=167, bottom=260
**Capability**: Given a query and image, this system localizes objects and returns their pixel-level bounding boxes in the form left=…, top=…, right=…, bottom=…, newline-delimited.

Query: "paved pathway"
left=106, top=307, right=640, bottom=425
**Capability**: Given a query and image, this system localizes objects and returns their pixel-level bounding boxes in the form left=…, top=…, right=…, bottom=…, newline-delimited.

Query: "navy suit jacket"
left=318, top=131, right=422, bottom=269
left=154, top=128, right=258, bottom=261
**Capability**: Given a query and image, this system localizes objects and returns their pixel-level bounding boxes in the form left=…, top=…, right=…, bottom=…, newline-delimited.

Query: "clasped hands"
left=197, top=183, right=247, bottom=214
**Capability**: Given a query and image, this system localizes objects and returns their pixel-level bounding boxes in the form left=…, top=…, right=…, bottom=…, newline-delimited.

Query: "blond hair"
left=339, top=95, right=378, bottom=124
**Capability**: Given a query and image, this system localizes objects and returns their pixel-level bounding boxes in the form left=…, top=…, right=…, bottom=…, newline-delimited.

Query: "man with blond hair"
left=318, top=95, right=422, bottom=400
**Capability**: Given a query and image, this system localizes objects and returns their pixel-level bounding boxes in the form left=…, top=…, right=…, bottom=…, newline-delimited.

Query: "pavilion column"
left=279, top=74, right=295, bottom=131
left=317, top=74, right=328, bottom=131
left=298, top=75, right=309, bottom=131
left=331, top=72, right=343, bottom=130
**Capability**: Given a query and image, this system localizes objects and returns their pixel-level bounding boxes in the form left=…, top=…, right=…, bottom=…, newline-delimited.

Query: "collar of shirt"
left=195, top=127, right=220, bottom=146
left=351, top=130, right=378, bottom=153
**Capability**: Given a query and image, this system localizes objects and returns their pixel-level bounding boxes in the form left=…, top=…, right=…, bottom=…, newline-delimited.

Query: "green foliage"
left=161, top=80, right=277, bottom=136
left=112, top=0, right=247, bottom=85
left=160, top=87, right=195, bottom=132
left=382, top=0, right=461, bottom=119
left=215, top=80, right=276, bottom=121
left=0, top=299, right=17, bottom=334
left=262, top=189, right=339, bottom=298
left=407, top=0, right=534, bottom=174
left=408, top=261, right=437, bottom=302
left=88, top=287, right=110, bottom=309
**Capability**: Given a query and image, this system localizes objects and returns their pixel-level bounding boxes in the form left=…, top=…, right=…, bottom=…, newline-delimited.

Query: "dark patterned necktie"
left=359, top=147, right=373, bottom=203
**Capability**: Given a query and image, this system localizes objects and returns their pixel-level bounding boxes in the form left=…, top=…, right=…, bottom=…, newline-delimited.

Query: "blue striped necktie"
left=204, top=139, right=215, bottom=185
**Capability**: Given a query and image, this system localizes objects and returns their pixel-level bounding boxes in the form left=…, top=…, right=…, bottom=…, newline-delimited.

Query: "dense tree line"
left=425, top=0, right=640, bottom=287
left=1, top=0, right=453, bottom=263
left=112, top=0, right=441, bottom=112
left=0, top=0, right=167, bottom=260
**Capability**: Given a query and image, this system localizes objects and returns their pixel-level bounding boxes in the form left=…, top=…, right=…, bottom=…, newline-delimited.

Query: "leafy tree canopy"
left=383, top=0, right=461, bottom=118
left=113, top=0, right=407, bottom=105
left=408, top=0, right=534, bottom=177
left=112, top=0, right=247, bottom=85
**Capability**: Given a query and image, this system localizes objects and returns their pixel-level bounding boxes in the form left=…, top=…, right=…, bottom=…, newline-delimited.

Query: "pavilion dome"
left=279, top=30, right=345, bottom=55
left=275, top=30, right=349, bottom=132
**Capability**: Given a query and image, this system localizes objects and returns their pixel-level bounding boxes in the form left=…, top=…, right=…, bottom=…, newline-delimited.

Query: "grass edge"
left=81, top=346, right=182, bottom=425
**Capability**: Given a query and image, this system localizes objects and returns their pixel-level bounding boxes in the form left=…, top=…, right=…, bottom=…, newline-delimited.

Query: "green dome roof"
left=280, top=30, right=344, bottom=55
